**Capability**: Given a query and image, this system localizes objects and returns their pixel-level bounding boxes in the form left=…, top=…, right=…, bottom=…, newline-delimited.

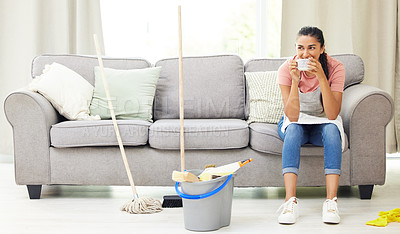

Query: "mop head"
left=121, top=196, right=163, bottom=214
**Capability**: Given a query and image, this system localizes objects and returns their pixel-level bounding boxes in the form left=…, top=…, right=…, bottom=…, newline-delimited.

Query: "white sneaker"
left=277, top=197, right=299, bottom=224
left=322, top=197, right=340, bottom=224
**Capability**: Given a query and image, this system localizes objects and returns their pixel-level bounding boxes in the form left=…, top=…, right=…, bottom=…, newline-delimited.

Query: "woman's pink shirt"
left=277, top=55, right=345, bottom=93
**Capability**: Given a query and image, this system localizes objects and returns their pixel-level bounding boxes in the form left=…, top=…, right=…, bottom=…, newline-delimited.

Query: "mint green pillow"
left=90, top=66, right=161, bottom=122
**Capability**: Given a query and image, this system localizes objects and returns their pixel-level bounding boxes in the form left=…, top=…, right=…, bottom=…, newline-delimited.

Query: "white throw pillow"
left=29, top=62, right=100, bottom=120
left=245, top=71, right=284, bottom=124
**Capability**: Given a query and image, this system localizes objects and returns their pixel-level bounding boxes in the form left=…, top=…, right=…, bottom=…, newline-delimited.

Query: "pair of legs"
left=284, top=173, right=339, bottom=201
left=278, top=118, right=342, bottom=201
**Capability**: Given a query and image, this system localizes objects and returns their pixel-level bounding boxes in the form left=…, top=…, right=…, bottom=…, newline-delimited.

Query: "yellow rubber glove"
left=366, top=208, right=400, bottom=227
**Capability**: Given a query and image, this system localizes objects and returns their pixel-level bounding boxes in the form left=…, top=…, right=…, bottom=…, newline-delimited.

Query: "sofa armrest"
left=340, top=84, right=393, bottom=185
left=4, top=89, right=61, bottom=185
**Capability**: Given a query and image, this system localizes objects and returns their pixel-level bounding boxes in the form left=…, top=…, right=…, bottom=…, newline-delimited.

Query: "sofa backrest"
left=244, top=54, right=364, bottom=119
left=32, top=54, right=151, bottom=86
left=154, top=55, right=245, bottom=120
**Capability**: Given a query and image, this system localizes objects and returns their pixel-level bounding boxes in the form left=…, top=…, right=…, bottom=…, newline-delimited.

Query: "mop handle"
left=178, top=5, right=185, bottom=172
left=93, top=34, right=138, bottom=196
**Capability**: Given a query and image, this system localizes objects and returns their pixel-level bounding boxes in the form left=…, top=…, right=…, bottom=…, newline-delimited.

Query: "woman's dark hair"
left=297, top=26, right=329, bottom=80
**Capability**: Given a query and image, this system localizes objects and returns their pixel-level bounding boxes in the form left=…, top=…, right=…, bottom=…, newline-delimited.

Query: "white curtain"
left=0, top=0, right=104, bottom=156
left=280, top=0, right=399, bottom=153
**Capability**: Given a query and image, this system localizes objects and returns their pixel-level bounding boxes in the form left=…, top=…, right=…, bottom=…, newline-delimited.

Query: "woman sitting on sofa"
left=276, top=26, right=345, bottom=224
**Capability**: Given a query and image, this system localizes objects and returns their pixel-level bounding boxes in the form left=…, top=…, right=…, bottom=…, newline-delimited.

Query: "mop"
left=93, top=34, right=162, bottom=214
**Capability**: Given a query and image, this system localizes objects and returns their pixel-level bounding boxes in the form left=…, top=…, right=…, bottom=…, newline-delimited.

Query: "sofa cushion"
left=249, top=123, right=348, bottom=155
left=32, top=54, right=151, bottom=86
left=149, top=119, right=249, bottom=150
left=50, top=120, right=151, bottom=148
left=154, top=55, right=245, bottom=120
left=244, top=54, right=364, bottom=119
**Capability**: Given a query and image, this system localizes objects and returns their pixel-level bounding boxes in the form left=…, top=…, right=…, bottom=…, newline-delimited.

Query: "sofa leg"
left=358, top=185, right=374, bottom=199
left=27, top=185, right=42, bottom=199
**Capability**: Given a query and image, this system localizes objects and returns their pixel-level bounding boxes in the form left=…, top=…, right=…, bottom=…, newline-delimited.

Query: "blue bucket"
left=175, top=169, right=235, bottom=231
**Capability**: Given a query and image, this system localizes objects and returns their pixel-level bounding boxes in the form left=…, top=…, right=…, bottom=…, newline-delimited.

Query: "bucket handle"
left=175, top=174, right=233, bottom=200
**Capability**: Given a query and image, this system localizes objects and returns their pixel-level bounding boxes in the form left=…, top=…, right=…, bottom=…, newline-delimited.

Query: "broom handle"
left=178, top=5, right=185, bottom=172
left=93, top=34, right=138, bottom=196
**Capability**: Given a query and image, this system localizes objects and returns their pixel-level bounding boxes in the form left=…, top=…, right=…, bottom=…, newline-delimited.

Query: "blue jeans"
left=277, top=117, right=342, bottom=176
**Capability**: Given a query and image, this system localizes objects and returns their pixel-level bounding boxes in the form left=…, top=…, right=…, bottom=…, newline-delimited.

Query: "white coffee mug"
left=297, top=59, right=310, bottom=71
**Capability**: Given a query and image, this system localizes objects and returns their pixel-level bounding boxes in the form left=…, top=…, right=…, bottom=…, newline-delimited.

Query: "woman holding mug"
left=277, top=26, right=345, bottom=224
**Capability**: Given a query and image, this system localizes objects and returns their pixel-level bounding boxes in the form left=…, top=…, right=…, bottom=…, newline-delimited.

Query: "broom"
left=171, top=5, right=198, bottom=183
left=93, top=34, right=162, bottom=214
left=162, top=5, right=199, bottom=208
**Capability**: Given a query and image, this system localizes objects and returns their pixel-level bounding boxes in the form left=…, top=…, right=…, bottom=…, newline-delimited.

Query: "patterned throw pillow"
left=245, top=71, right=284, bottom=124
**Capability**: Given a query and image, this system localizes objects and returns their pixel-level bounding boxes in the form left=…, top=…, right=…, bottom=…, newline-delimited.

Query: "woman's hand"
left=307, top=57, right=326, bottom=81
left=289, top=57, right=300, bottom=84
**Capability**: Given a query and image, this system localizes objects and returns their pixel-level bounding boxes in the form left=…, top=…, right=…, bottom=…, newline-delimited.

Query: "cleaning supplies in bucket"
left=174, top=159, right=253, bottom=231
left=198, top=158, right=253, bottom=181
left=176, top=170, right=235, bottom=231
left=172, top=158, right=253, bottom=183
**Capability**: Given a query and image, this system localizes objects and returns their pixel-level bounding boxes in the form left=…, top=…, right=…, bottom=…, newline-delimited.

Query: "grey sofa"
left=4, top=54, right=393, bottom=200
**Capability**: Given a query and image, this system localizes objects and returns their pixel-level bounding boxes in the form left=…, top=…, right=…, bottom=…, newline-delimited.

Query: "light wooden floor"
left=1, top=155, right=399, bottom=234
